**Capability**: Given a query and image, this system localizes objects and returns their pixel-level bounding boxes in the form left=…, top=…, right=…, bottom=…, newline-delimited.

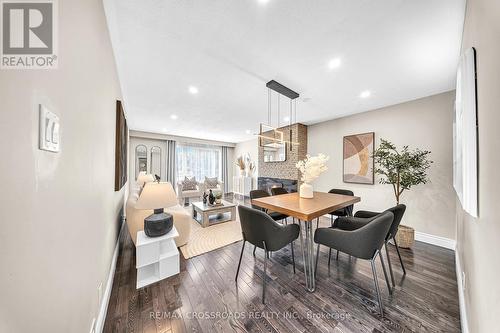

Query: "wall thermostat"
left=39, top=104, right=60, bottom=152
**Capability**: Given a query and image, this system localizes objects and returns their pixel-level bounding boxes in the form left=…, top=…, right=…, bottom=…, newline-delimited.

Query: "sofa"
left=126, top=182, right=192, bottom=247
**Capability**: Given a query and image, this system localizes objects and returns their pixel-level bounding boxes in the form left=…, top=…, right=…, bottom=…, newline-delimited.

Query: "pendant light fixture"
left=259, top=80, right=300, bottom=151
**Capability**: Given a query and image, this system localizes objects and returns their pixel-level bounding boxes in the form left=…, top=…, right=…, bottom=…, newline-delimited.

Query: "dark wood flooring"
left=103, top=196, right=461, bottom=333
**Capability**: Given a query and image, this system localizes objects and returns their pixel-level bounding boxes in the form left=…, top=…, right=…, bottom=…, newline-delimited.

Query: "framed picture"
left=115, top=100, right=128, bottom=191
left=454, top=47, right=478, bottom=217
left=343, top=132, right=374, bottom=184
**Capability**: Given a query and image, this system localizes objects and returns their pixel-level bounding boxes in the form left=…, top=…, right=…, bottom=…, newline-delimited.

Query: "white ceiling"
left=105, top=0, right=465, bottom=143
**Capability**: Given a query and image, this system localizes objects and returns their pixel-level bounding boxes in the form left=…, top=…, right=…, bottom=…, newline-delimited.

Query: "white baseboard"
left=455, top=251, right=469, bottom=333
left=414, top=231, right=456, bottom=250
left=95, top=218, right=125, bottom=333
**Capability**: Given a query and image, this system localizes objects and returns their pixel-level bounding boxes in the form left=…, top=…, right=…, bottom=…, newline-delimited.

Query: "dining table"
left=251, top=191, right=360, bottom=292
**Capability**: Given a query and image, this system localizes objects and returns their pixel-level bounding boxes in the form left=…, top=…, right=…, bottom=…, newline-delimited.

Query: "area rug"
left=179, top=213, right=242, bottom=259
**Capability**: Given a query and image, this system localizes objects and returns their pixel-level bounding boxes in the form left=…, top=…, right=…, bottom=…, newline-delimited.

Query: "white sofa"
left=126, top=183, right=192, bottom=247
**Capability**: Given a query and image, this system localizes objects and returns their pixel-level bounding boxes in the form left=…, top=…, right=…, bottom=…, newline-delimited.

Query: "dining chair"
left=249, top=189, right=290, bottom=256
left=270, top=187, right=288, bottom=196
left=326, top=189, right=355, bottom=260
left=314, top=211, right=394, bottom=316
left=236, top=205, right=300, bottom=303
left=250, top=189, right=289, bottom=222
left=345, top=204, right=407, bottom=287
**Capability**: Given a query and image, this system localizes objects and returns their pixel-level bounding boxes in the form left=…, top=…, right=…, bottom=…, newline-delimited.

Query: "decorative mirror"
left=263, top=142, right=286, bottom=162
left=135, top=145, right=147, bottom=179
left=150, top=146, right=162, bottom=179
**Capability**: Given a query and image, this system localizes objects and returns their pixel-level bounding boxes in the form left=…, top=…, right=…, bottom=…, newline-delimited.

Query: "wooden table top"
left=251, top=191, right=361, bottom=221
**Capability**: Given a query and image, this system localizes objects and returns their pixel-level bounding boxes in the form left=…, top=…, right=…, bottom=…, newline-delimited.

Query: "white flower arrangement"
left=296, top=154, right=330, bottom=184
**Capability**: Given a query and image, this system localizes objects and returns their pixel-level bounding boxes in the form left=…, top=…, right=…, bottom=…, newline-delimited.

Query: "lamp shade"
left=137, top=172, right=155, bottom=186
left=136, top=182, right=178, bottom=210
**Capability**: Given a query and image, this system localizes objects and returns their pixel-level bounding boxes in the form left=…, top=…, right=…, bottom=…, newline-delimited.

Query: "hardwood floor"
left=104, top=196, right=461, bottom=332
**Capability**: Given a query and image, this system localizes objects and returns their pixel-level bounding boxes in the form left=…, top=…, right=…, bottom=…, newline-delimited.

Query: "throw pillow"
left=205, top=177, right=219, bottom=189
left=182, top=176, right=197, bottom=191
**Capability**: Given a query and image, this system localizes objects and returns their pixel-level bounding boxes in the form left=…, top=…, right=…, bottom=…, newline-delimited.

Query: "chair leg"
left=379, top=251, right=393, bottom=294
left=328, top=248, right=332, bottom=268
left=235, top=241, right=246, bottom=282
left=385, top=242, right=395, bottom=287
left=393, top=237, right=406, bottom=275
left=370, top=252, right=384, bottom=316
left=291, top=241, right=296, bottom=274
left=315, top=244, right=320, bottom=278
left=262, top=241, right=268, bottom=304
left=330, top=214, right=333, bottom=226
left=253, top=245, right=256, bottom=257
left=316, top=218, right=319, bottom=229
left=336, top=250, right=339, bottom=260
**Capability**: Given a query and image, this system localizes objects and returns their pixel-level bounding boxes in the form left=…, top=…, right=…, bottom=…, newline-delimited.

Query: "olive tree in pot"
left=373, top=139, right=433, bottom=248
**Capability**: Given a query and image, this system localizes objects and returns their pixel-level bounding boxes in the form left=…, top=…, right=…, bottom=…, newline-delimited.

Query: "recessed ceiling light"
left=245, top=129, right=252, bottom=134
left=257, top=0, right=270, bottom=4
left=283, top=116, right=290, bottom=122
left=162, top=128, right=168, bottom=132
left=188, top=86, right=198, bottom=94
left=360, top=90, right=371, bottom=98
left=170, top=114, right=178, bottom=120
left=328, top=58, right=341, bottom=70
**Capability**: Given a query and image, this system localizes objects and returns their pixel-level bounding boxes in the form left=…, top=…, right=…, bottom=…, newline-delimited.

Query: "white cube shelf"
left=136, top=227, right=179, bottom=289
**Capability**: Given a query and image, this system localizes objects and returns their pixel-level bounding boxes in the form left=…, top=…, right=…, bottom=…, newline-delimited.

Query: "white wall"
left=233, top=138, right=259, bottom=191
left=456, top=0, right=500, bottom=331
left=308, top=91, right=456, bottom=240
left=0, top=0, right=125, bottom=332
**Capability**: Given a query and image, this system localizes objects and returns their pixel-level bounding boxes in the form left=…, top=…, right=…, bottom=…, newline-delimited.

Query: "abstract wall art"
left=343, top=132, right=374, bottom=184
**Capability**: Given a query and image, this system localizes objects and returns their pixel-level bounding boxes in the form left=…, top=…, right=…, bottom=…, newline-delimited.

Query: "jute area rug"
left=179, top=206, right=242, bottom=259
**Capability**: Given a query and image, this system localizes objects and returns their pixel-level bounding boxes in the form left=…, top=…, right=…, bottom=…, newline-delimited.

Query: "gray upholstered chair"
left=250, top=190, right=288, bottom=222
left=326, top=188, right=355, bottom=260
left=236, top=205, right=300, bottom=303
left=250, top=189, right=290, bottom=256
left=340, top=204, right=407, bottom=287
left=314, top=211, right=394, bottom=316
left=270, top=187, right=288, bottom=196
left=327, top=188, right=355, bottom=222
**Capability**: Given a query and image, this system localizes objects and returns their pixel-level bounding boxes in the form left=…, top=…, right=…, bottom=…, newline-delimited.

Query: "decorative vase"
left=208, top=189, right=215, bottom=205
left=299, top=183, right=314, bottom=198
left=240, top=169, right=245, bottom=176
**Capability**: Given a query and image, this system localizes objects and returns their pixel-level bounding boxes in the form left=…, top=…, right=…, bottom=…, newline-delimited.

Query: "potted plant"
left=296, top=154, right=329, bottom=198
left=373, top=139, right=433, bottom=248
left=236, top=156, right=246, bottom=176
left=215, top=192, right=223, bottom=205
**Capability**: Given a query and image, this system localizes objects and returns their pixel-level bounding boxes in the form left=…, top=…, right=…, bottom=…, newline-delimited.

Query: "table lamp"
left=137, top=172, right=155, bottom=187
left=135, top=182, right=178, bottom=237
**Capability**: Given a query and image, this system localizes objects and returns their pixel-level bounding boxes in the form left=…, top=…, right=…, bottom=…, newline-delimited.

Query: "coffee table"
left=192, top=200, right=237, bottom=228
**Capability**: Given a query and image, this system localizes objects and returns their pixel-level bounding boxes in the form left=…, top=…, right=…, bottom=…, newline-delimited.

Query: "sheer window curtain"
left=221, top=146, right=229, bottom=193
left=176, top=143, right=222, bottom=184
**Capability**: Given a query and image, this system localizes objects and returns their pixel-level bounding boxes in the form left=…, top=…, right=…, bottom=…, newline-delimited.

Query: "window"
left=176, top=143, right=221, bottom=183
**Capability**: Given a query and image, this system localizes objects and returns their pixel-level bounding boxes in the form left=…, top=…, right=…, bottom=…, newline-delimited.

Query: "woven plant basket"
left=395, top=225, right=415, bottom=248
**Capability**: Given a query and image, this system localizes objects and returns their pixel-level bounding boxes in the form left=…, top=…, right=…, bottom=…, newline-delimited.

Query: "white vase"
left=240, top=170, right=245, bottom=176
left=299, top=183, right=314, bottom=198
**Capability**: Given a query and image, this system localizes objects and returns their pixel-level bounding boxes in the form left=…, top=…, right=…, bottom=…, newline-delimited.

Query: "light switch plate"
left=39, top=104, right=60, bottom=152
